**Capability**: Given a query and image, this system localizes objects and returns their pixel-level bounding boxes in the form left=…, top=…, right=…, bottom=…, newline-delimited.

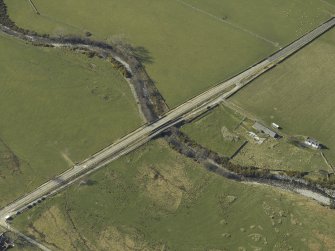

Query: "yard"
left=0, top=34, right=141, bottom=207
left=5, top=0, right=334, bottom=107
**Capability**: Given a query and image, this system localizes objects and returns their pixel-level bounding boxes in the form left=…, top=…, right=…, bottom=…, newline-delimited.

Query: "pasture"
left=13, top=140, right=335, bottom=250
left=181, top=0, right=335, bottom=46
left=0, top=34, right=141, bottom=207
left=230, top=28, right=335, bottom=166
left=5, top=0, right=334, bottom=107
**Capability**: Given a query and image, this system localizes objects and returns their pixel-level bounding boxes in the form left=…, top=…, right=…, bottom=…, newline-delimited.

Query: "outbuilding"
left=271, top=122, right=280, bottom=129
left=253, top=122, right=279, bottom=139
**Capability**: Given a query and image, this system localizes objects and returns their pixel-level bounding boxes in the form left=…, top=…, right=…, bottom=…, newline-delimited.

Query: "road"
left=0, top=17, right=334, bottom=250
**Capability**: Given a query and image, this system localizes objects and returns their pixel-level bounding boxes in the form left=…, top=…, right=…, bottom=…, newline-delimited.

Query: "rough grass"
left=232, top=136, right=329, bottom=173
left=12, top=140, right=335, bottom=251
left=0, top=34, right=141, bottom=207
left=230, top=28, right=335, bottom=166
left=6, top=0, right=334, bottom=107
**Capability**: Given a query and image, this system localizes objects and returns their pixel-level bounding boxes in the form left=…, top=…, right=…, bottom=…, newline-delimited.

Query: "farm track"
left=0, top=2, right=335, bottom=249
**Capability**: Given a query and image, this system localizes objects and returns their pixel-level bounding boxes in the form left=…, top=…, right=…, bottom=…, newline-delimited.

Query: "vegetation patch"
left=137, top=164, right=191, bottom=212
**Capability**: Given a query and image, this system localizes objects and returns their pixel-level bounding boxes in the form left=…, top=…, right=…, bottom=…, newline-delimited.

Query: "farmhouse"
left=305, top=137, right=321, bottom=149
left=253, top=122, right=279, bottom=138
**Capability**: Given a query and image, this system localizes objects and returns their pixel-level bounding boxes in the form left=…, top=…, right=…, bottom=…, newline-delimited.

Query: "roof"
left=253, top=122, right=278, bottom=138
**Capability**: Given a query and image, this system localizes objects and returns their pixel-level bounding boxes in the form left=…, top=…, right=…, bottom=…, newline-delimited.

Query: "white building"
left=304, top=137, right=321, bottom=149
left=271, top=122, right=280, bottom=129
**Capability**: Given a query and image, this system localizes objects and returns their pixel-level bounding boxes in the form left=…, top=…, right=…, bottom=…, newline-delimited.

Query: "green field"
left=12, top=140, right=335, bottom=250
left=0, top=34, right=141, bottom=207
left=230, top=28, right=335, bottom=166
left=181, top=0, right=335, bottom=45
left=5, top=0, right=334, bottom=107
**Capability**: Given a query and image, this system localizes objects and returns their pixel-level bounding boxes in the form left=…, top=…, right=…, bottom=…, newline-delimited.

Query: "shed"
left=271, top=122, right=280, bottom=129
left=253, top=122, right=279, bottom=138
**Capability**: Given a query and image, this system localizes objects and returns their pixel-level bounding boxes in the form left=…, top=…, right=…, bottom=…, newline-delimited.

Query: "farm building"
left=305, top=137, right=321, bottom=149
left=253, top=122, right=279, bottom=138
left=0, top=233, right=14, bottom=250
left=271, top=122, right=280, bottom=129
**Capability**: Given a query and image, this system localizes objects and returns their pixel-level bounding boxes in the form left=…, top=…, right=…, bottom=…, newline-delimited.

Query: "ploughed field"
left=12, top=140, right=335, bottom=251
left=5, top=0, right=335, bottom=107
left=0, top=34, right=141, bottom=207
left=230, top=28, right=335, bottom=166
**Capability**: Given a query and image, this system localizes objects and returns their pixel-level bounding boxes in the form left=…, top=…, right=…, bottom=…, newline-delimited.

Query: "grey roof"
left=253, top=122, right=278, bottom=138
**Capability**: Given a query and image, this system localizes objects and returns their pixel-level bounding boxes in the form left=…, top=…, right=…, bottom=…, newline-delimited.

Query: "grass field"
left=12, top=140, right=335, bottom=250
left=182, top=105, right=247, bottom=158
left=181, top=0, right=335, bottom=46
left=0, top=34, right=141, bottom=207
left=230, top=28, right=335, bottom=167
left=5, top=0, right=334, bottom=107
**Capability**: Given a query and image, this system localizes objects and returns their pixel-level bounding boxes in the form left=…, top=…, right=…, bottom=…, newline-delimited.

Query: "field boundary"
left=175, top=0, right=279, bottom=47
